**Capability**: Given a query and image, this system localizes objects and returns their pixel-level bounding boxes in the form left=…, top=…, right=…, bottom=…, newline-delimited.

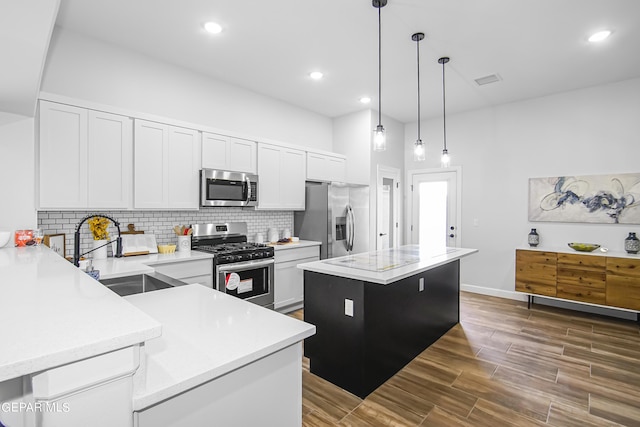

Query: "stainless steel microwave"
left=200, top=169, right=258, bottom=207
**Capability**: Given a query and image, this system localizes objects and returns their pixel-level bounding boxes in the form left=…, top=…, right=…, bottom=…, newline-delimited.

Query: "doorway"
left=376, top=165, right=401, bottom=250
left=408, top=167, right=461, bottom=250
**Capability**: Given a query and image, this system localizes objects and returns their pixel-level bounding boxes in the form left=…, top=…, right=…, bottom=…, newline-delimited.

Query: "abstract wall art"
left=528, top=173, right=640, bottom=224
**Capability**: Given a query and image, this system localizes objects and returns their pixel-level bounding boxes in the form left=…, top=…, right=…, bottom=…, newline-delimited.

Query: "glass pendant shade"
left=438, top=57, right=451, bottom=168
left=414, top=140, right=425, bottom=161
left=440, top=149, right=450, bottom=167
left=373, top=125, right=386, bottom=151
left=372, top=0, right=386, bottom=152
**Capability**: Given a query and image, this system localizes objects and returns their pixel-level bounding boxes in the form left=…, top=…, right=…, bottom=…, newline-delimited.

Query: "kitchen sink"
left=99, top=271, right=187, bottom=296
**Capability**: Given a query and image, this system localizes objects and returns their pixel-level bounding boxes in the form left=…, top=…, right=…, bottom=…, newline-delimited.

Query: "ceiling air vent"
left=474, top=73, right=502, bottom=86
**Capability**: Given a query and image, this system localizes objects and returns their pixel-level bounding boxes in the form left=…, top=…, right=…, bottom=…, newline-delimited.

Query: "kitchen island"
left=298, top=245, right=477, bottom=398
left=0, top=245, right=314, bottom=427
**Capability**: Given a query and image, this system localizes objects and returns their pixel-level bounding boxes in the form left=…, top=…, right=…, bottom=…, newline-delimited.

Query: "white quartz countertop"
left=0, top=246, right=162, bottom=382
left=517, top=245, right=640, bottom=259
left=125, top=284, right=316, bottom=410
left=91, top=250, right=215, bottom=280
left=268, top=240, right=321, bottom=251
left=298, top=245, right=478, bottom=285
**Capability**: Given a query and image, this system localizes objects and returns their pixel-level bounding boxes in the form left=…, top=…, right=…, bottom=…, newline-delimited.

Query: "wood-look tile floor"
left=290, top=291, right=640, bottom=426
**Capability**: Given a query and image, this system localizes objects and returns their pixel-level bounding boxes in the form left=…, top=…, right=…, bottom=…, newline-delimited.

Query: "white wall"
left=0, top=113, right=37, bottom=236
left=405, top=77, right=640, bottom=296
left=41, top=27, right=333, bottom=151
left=334, top=110, right=405, bottom=250
left=332, top=110, right=371, bottom=185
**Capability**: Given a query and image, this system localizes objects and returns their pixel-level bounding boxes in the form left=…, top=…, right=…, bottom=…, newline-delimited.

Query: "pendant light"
left=412, top=32, right=425, bottom=162
left=438, top=57, right=451, bottom=167
left=372, top=0, right=387, bottom=151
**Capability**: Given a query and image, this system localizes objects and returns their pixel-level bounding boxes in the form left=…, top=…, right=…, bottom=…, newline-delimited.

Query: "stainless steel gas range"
left=191, top=222, right=274, bottom=309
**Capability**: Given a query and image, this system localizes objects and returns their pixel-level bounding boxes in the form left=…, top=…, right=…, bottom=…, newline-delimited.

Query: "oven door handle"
left=217, top=258, right=274, bottom=273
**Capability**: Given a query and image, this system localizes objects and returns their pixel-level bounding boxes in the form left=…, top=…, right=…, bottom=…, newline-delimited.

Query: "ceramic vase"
left=528, top=228, right=539, bottom=247
left=625, top=232, right=639, bottom=254
left=92, top=239, right=108, bottom=259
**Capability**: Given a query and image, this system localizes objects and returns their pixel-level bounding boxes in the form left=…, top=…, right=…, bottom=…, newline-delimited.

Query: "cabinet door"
left=87, top=111, right=132, bottom=209
left=168, top=126, right=200, bottom=209
left=307, top=152, right=346, bottom=183
left=134, top=120, right=168, bottom=209
left=606, top=258, right=640, bottom=310
left=306, top=153, right=327, bottom=181
left=39, top=101, right=88, bottom=208
left=257, top=144, right=282, bottom=209
left=274, top=246, right=319, bottom=311
left=229, top=138, right=257, bottom=174
left=280, top=148, right=305, bottom=210
left=515, top=250, right=557, bottom=296
left=202, top=132, right=228, bottom=170
left=327, top=156, right=346, bottom=182
left=556, top=253, right=605, bottom=305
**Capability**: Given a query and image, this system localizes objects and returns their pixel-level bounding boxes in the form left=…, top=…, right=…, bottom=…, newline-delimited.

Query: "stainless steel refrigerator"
left=294, top=182, right=369, bottom=259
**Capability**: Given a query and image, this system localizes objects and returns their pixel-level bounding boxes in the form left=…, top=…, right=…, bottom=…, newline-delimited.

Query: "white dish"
left=0, top=230, right=11, bottom=248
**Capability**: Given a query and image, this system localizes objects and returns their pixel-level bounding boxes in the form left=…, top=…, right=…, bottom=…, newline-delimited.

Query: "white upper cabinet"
left=87, top=110, right=133, bottom=209
left=134, top=120, right=200, bottom=210
left=257, top=143, right=305, bottom=210
left=202, top=133, right=257, bottom=174
left=168, top=126, right=200, bottom=209
left=306, top=151, right=346, bottom=183
left=38, top=101, right=132, bottom=210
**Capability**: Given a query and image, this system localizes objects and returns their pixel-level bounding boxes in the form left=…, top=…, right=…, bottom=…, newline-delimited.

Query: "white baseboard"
left=460, top=283, right=528, bottom=301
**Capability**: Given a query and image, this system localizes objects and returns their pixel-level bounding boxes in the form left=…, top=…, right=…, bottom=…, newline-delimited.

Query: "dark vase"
left=625, top=232, right=639, bottom=254
left=528, top=228, right=539, bottom=247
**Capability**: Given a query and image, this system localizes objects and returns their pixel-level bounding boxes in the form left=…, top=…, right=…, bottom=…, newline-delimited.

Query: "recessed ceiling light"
left=359, top=97, right=371, bottom=104
left=204, top=22, right=223, bottom=34
left=588, top=30, right=611, bottom=42
left=309, top=71, right=324, bottom=80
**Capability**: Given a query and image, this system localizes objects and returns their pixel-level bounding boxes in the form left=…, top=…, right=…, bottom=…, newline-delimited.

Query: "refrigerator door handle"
left=346, top=204, right=355, bottom=252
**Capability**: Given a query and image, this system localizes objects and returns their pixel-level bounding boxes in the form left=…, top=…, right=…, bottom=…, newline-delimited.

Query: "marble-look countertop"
left=0, top=246, right=162, bottom=382
left=125, top=284, right=315, bottom=410
left=298, top=245, right=478, bottom=285
left=517, top=246, right=640, bottom=259
left=90, top=250, right=215, bottom=280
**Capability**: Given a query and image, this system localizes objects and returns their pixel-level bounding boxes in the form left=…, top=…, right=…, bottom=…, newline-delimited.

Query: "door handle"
left=379, top=233, right=387, bottom=236
left=245, top=176, right=251, bottom=203
left=449, top=234, right=455, bottom=238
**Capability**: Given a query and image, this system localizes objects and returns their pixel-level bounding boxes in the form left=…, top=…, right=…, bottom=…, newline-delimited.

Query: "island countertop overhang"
left=297, top=245, right=478, bottom=285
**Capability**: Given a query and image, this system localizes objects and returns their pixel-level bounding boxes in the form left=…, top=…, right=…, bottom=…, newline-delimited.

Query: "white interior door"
left=377, top=166, right=401, bottom=250
left=410, top=169, right=459, bottom=251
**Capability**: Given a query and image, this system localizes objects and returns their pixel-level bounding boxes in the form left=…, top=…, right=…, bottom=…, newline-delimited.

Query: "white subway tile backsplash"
left=37, top=209, right=294, bottom=259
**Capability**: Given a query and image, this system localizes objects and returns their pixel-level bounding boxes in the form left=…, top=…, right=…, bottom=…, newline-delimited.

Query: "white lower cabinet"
left=274, top=245, right=320, bottom=312
left=134, top=344, right=303, bottom=427
left=150, top=258, right=213, bottom=288
left=31, top=346, right=139, bottom=427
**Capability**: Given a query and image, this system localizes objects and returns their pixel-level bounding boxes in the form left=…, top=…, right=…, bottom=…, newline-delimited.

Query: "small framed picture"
left=44, top=233, right=66, bottom=257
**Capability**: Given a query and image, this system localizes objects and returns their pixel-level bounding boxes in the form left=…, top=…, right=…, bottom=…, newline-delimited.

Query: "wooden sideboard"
left=516, top=249, right=640, bottom=311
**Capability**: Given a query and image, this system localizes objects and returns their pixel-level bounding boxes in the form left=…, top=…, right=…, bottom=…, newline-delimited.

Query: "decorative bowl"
left=158, top=244, right=176, bottom=254
left=568, top=243, right=601, bottom=252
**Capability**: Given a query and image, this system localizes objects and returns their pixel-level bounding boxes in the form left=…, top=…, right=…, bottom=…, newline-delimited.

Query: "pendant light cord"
left=416, top=37, right=421, bottom=140
left=441, top=60, right=447, bottom=151
left=378, top=6, right=382, bottom=126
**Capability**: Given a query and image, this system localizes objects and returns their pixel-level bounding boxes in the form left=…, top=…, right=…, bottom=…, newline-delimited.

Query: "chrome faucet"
left=73, top=214, right=123, bottom=267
